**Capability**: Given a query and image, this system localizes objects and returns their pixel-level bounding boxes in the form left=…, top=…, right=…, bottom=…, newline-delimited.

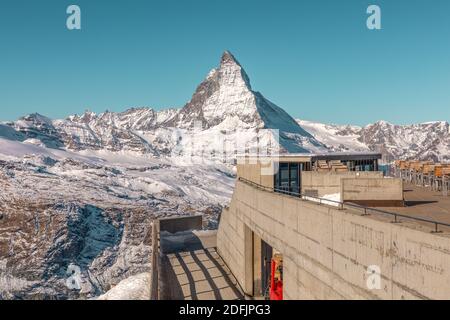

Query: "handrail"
left=238, top=177, right=450, bottom=233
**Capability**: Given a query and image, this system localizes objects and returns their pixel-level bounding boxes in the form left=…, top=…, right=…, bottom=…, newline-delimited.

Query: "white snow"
left=302, top=193, right=341, bottom=207
left=23, top=138, right=46, bottom=147
left=0, top=138, right=54, bottom=158
left=297, top=120, right=367, bottom=152
left=0, top=137, right=235, bottom=207
left=96, top=273, right=151, bottom=300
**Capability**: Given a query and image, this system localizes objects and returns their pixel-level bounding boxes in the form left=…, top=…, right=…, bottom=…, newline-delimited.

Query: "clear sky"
left=1, top=0, right=449, bottom=125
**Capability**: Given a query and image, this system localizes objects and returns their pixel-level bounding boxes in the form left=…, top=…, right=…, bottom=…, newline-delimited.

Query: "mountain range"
left=298, top=119, right=450, bottom=163
left=2, top=51, right=449, bottom=162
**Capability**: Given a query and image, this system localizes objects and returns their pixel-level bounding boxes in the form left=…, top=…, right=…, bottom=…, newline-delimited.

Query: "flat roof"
left=237, top=152, right=382, bottom=161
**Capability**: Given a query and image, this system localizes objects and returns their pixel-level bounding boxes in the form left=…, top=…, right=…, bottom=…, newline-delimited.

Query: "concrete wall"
left=341, top=178, right=404, bottom=206
left=237, top=161, right=274, bottom=189
left=159, top=215, right=203, bottom=234
left=301, top=171, right=384, bottom=197
left=217, top=180, right=450, bottom=300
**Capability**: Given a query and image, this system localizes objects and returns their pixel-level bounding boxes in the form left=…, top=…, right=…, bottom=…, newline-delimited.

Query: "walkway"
left=159, top=230, right=244, bottom=300
left=377, top=182, right=450, bottom=232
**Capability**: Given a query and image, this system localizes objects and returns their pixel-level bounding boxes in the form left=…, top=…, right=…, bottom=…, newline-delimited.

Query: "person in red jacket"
left=269, top=254, right=283, bottom=300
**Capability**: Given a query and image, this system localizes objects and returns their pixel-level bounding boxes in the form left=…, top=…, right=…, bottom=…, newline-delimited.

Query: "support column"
left=253, top=232, right=262, bottom=297
left=244, top=224, right=255, bottom=297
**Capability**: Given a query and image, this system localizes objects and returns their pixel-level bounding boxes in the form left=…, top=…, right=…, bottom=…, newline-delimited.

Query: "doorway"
left=261, top=240, right=273, bottom=297
left=245, top=227, right=284, bottom=300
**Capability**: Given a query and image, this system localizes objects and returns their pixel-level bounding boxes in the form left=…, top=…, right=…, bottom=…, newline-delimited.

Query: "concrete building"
left=217, top=154, right=450, bottom=300
left=237, top=153, right=403, bottom=207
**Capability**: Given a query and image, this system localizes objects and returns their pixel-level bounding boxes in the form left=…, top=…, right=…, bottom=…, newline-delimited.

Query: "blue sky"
left=1, top=0, right=449, bottom=125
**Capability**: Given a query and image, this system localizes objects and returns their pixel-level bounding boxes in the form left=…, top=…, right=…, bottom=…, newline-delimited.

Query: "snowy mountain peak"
left=371, top=120, right=393, bottom=127
left=221, top=50, right=239, bottom=65
left=219, top=50, right=252, bottom=89
left=161, top=51, right=325, bottom=153
left=69, top=110, right=97, bottom=123
left=21, top=113, right=53, bottom=125
left=162, top=51, right=260, bottom=129
left=14, top=113, right=64, bottom=148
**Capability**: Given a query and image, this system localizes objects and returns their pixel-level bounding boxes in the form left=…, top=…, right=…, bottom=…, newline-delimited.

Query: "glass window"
left=280, top=165, right=289, bottom=181
left=290, top=163, right=299, bottom=193
left=290, top=164, right=298, bottom=181
left=279, top=163, right=289, bottom=191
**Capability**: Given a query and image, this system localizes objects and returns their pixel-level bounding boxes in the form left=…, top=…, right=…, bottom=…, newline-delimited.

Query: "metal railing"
left=393, top=167, right=450, bottom=196
left=238, top=177, right=450, bottom=234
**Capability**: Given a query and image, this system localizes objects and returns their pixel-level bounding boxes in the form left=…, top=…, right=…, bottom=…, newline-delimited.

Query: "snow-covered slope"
left=0, top=138, right=234, bottom=299
left=297, top=120, right=368, bottom=152
left=96, top=273, right=150, bottom=300
left=298, top=119, right=450, bottom=162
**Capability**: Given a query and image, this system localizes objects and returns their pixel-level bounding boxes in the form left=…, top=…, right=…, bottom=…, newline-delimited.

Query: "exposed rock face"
left=0, top=201, right=125, bottom=299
